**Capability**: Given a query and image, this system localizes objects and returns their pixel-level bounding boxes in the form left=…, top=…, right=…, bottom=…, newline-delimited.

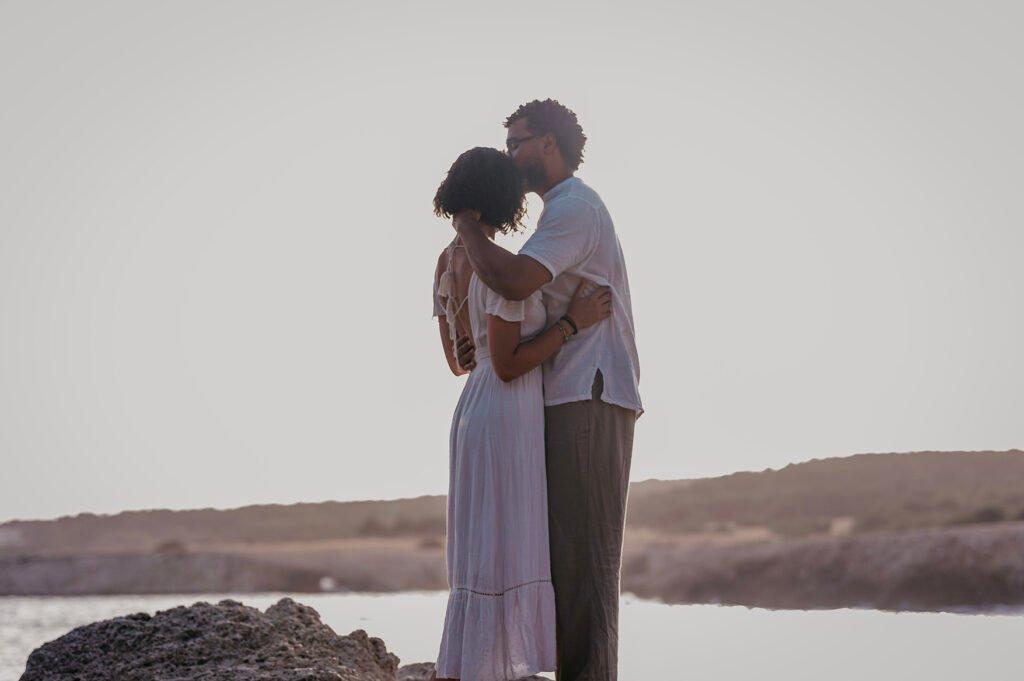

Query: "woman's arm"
left=487, top=315, right=569, bottom=383
left=439, top=317, right=468, bottom=376
left=488, top=280, right=612, bottom=383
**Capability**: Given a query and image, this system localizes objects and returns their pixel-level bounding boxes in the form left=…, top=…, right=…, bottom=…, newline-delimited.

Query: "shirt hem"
left=544, top=393, right=644, bottom=416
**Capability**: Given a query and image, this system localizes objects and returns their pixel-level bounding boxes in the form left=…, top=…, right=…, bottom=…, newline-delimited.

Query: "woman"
left=430, top=147, right=611, bottom=681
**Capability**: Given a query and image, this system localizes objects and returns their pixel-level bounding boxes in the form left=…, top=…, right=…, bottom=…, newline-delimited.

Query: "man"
left=453, top=99, right=642, bottom=681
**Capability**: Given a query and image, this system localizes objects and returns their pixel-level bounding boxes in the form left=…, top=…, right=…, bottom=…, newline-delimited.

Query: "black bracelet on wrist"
left=561, top=314, right=579, bottom=335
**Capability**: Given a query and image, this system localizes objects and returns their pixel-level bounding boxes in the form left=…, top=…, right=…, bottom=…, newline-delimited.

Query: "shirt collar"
left=542, top=175, right=578, bottom=203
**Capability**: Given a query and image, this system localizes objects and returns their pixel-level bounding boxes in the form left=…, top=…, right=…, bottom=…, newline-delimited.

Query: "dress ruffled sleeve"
left=482, top=285, right=526, bottom=323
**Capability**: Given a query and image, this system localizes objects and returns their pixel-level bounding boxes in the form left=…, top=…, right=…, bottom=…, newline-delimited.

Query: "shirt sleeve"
left=518, top=196, right=598, bottom=279
left=483, top=285, right=525, bottom=323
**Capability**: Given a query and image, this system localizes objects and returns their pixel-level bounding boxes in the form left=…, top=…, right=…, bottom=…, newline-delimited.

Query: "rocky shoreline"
left=5, top=522, right=1024, bottom=612
left=0, top=537, right=447, bottom=596
left=0, top=552, right=327, bottom=596
left=621, top=521, right=1024, bottom=611
left=6, top=452, right=1024, bottom=612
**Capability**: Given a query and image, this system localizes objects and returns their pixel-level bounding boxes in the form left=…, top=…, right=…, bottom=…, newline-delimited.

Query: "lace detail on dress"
left=437, top=239, right=469, bottom=343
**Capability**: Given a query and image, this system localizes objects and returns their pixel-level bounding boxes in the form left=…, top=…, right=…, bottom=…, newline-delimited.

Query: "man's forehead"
left=506, top=118, right=531, bottom=136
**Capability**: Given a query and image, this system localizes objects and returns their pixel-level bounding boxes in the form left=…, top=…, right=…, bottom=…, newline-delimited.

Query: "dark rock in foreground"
left=20, top=597, right=399, bottom=681
left=397, top=662, right=439, bottom=681
left=18, top=597, right=552, bottom=681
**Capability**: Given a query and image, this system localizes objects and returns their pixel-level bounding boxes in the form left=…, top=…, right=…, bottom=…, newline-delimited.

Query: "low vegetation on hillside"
left=627, top=450, right=1024, bottom=537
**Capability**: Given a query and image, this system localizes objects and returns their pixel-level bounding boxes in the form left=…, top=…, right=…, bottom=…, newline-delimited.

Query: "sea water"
left=2, top=591, right=1021, bottom=681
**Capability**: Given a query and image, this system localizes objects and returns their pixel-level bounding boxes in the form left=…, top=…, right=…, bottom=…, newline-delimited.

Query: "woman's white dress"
left=433, top=270, right=557, bottom=681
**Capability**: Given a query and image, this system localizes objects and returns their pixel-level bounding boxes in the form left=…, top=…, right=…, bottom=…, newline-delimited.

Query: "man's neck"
left=536, top=169, right=574, bottom=200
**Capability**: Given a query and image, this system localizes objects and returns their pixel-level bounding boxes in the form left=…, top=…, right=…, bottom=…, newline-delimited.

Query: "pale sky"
left=1, top=1, right=1021, bottom=523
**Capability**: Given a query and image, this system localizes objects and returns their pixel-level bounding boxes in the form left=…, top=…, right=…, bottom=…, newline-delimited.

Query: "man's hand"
left=452, top=209, right=482, bottom=235
left=456, top=335, right=477, bottom=372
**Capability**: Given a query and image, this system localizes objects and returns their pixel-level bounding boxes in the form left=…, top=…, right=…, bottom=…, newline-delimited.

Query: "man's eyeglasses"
left=506, top=134, right=543, bottom=152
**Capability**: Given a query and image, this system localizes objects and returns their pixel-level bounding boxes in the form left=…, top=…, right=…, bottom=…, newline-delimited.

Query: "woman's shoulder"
left=435, top=239, right=456, bottom=272
left=434, top=246, right=450, bottom=281
left=435, top=240, right=464, bottom=282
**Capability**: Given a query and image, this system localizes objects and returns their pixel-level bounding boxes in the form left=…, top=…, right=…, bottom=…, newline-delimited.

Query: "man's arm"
left=454, top=211, right=551, bottom=301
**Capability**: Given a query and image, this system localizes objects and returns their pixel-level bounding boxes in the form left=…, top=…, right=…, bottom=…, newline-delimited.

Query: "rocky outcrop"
left=18, top=597, right=553, bottom=681
left=20, top=597, right=399, bottom=681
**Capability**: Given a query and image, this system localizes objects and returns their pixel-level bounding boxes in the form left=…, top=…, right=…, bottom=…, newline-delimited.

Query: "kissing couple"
left=430, top=99, right=642, bottom=681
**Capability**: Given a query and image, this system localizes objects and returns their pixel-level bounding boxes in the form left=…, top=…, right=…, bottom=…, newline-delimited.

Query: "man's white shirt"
left=519, top=176, right=643, bottom=416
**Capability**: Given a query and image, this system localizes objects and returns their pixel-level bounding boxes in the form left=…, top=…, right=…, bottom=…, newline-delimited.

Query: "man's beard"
left=519, top=159, right=547, bottom=194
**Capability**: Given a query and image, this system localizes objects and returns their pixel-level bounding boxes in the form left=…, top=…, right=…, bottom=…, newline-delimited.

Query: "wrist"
left=560, top=314, right=579, bottom=335
left=554, top=320, right=572, bottom=343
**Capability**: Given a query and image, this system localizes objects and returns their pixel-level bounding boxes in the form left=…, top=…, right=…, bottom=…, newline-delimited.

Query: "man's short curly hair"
left=505, top=99, right=587, bottom=171
left=433, top=147, right=526, bottom=234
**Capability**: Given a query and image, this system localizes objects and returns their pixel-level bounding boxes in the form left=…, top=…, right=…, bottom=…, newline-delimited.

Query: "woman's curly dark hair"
left=505, top=98, right=587, bottom=171
left=433, top=147, right=526, bottom=234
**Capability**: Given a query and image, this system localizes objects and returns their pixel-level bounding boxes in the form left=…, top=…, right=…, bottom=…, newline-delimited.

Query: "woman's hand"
left=456, top=335, right=477, bottom=372
left=566, top=279, right=612, bottom=331
left=452, top=209, right=483, bottom=234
